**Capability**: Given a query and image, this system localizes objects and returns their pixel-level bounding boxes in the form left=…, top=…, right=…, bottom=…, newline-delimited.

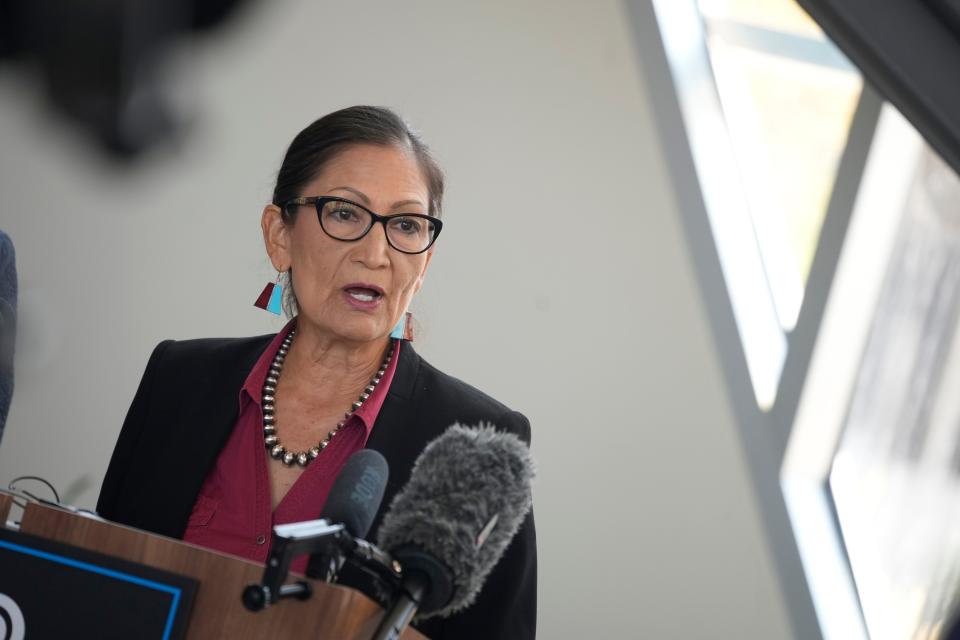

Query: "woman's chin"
left=299, top=315, right=389, bottom=345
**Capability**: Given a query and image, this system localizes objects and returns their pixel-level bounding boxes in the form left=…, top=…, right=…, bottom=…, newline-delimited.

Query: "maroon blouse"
left=182, top=320, right=400, bottom=574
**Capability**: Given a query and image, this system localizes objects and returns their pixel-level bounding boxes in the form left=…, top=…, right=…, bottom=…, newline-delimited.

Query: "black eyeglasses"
left=283, top=196, right=442, bottom=255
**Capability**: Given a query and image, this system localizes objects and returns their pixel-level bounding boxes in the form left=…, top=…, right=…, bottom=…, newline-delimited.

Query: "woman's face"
left=264, top=143, right=434, bottom=345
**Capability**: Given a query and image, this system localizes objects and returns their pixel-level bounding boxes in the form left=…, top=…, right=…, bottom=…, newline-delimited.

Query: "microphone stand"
left=371, top=545, right=454, bottom=640
left=370, top=571, right=428, bottom=640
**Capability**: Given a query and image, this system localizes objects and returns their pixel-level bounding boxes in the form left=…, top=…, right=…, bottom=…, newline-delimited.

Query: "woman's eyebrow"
left=330, top=185, right=425, bottom=211
left=390, top=199, right=426, bottom=211
left=330, top=185, right=371, bottom=203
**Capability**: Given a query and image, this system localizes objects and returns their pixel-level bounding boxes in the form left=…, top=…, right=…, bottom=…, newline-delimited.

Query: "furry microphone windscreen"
left=0, top=230, right=16, bottom=441
left=376, top=423, right=535, bottom=619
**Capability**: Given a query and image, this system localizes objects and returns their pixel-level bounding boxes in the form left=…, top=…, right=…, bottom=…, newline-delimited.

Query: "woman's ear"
left=261, top=204, right=291, bottom=271
left=414, top=246, right=435, bottom=294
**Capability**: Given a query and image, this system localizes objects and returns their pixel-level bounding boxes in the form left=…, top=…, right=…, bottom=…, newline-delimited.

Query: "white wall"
left=0, top=1, right=793, bottom=637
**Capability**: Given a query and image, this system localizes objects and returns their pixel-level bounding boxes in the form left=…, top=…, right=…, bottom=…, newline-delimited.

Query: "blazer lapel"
left=364, top=341, right=448, bottom=539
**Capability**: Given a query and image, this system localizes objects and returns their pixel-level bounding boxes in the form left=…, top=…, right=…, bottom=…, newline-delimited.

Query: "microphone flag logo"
left=475, top=513, right=499, bottom=550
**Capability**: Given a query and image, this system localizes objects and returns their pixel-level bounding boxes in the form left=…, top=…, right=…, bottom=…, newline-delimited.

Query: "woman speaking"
left=96, top=106, right=536, bottom=639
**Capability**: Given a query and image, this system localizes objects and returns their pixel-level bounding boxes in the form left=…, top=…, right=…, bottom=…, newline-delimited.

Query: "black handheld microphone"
left=309, top=448, right=390, bottom=581
left=0, top=230, right=16, bottom=441
left=372, top=423, right=535, bottom=639
left=320, top=448, right=389, bottom=538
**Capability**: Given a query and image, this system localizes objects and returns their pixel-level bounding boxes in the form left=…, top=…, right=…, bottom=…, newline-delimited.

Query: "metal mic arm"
left=350, top=537, right=401, bottom=576
left=370, top=571, right=429, bottom=640
left=369, top=546, right=454, bottom=640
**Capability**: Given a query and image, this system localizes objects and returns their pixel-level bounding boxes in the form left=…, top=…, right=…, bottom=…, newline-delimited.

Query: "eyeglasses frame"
left=282, top=196, right=443, bottom=255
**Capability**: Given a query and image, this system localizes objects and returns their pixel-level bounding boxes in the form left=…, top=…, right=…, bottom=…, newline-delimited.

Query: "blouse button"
left=255, top=534, right=266, bottom=545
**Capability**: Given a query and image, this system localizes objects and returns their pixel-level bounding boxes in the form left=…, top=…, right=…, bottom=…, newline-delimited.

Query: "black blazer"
left=97, top=334, right=536, bottom=640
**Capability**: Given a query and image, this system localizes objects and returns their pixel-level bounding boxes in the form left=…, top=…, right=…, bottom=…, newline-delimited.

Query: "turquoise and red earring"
left=254, top=272, right=284, bottom=315
left=390, top=311, right=414, bottom=341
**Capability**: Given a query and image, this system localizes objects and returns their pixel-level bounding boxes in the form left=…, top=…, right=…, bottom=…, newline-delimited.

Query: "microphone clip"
left=241, top=518, right=403, bottom=613
left=241, top=518, right=347, bottom=612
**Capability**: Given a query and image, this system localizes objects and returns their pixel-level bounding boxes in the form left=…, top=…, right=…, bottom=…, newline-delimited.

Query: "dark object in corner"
left=0, top=0, right=252, bottom=158
left=797, top=0, right=960, bottom=177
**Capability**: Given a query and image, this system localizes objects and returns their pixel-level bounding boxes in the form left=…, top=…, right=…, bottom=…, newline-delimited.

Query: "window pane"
left=697, top=0, right=862, bottom=328
left=830, top=143, right=960, bottom=640
left=706, top=37, right=861, bottom=291
left=699, top=0, right=823, bottom=38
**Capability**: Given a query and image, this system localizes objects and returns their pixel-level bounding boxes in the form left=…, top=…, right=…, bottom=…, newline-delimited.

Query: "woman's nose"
left=353, top=222, right=392, bottom=268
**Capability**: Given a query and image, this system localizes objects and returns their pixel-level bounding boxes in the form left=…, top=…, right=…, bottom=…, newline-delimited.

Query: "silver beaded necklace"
left=262, top=328, right=395, bottom=467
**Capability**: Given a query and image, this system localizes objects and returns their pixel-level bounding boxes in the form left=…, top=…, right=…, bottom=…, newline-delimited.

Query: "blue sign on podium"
left=0, top=527, right=197, bottom=639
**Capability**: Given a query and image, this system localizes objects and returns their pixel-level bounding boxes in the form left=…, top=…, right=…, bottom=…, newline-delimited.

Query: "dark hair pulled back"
left=272, top=105, right=444, bottom=217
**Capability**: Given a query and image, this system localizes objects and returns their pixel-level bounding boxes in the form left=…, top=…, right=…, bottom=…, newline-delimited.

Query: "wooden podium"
left=0, top=494, right=425, bottom=639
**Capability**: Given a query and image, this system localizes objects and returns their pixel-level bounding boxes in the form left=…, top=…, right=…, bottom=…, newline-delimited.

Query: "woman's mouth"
left=343, top=284, right=384, bottom=309
left=347, top=289, right=378, bottom=302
